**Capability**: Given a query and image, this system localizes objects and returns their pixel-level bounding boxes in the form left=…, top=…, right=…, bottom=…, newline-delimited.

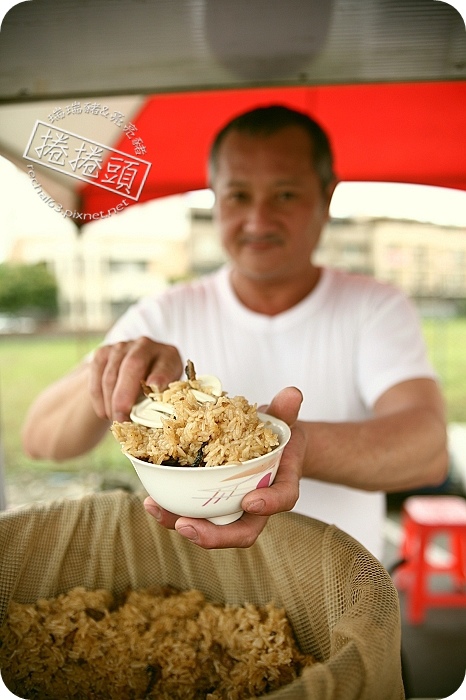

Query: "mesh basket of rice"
left=0, top=490, right=405, bottom=699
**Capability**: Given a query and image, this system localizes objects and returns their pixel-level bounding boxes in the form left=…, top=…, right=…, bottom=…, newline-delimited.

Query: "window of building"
left=108, top=260, right=148, bottom=273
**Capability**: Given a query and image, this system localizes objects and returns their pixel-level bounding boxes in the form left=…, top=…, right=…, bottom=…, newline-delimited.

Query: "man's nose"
left=243, top=199, right=274, bottom=233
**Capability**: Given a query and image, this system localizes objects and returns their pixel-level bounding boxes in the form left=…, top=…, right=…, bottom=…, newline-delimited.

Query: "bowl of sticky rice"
left=111, top=360, right=291, bottom=524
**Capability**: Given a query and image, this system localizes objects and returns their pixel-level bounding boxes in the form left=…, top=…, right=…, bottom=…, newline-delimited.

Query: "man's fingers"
left=143, top=497, right=179, bottom=528
left=89, top=344, right=114, bottom=419
left=242, top=423, right=305, bottom=515
left=263, top=386, right=303, bottom=426
left=110, top=341, right=155, bottom=421
left=174, top=513, right=269, bottom=549
left=241, top=387, right=305, bottom=517
left=102, top=342, right=136, bottom=420
left=145, top=344, right=184, bottom=390
left=91, top=338, right=183, bottom=422
left=112, top=338, right=183, bottom=421
left=143, top=497, right=268, bottom=549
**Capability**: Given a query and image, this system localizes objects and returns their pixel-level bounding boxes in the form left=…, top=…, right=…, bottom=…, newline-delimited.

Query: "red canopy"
left=80, top=81, right=466, bottom=217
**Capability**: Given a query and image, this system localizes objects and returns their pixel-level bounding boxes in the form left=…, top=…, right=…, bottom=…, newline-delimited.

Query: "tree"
left=0, top=262, right=58, bottom=318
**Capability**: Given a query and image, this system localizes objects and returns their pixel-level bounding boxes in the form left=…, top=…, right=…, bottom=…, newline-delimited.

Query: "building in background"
left=315, top=218, right=466, bottom=316
left=6, top=198, right=466, bottom=332
left=8, top=196, right=193, bottom=331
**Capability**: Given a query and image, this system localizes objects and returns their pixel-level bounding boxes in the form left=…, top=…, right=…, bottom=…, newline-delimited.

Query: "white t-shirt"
left=104, top=265, right=436, bottom=559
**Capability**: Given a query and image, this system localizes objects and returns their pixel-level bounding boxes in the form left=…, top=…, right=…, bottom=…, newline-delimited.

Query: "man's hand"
left=143, top=386, right=305, bottom=549
left=89, top=337, right=183, bottom=422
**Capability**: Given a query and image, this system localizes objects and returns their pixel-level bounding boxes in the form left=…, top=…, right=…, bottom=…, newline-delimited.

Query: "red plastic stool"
left=394, top=495, right=466, bottom=624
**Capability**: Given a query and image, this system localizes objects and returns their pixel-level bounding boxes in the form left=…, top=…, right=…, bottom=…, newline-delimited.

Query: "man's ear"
left=211, top=189, right=219, bottom=216
left=322, top=178, right=338, bottom=220
left=325, top=178, right=338, bottom=207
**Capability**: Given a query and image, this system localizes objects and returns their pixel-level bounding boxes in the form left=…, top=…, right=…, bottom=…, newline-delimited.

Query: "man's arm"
left=299, top=377, right=448, bottom=493
left=21, top=362, right=109, bottom=460
left=147, top=377, right=448, bottom=548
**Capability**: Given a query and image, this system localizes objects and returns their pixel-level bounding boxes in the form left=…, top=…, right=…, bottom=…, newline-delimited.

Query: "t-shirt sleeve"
left=357, top=285, right=437, bottom=408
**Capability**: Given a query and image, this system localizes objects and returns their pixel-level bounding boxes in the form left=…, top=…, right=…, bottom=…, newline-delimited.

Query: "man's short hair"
left=208, top=104, right=336, bottom=192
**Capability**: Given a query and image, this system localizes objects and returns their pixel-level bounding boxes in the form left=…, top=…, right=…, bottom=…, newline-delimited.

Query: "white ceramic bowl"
left=124, top=413, right=291, bottom=525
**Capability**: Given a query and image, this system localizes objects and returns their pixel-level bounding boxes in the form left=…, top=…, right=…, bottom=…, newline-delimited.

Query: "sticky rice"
left=0, top=586, right=316, bottom=699
left=111, top=377, right=279, bottom=468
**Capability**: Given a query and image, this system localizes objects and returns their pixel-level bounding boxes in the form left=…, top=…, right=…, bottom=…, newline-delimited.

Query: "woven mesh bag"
left=0, top=490, right=404, bottom=699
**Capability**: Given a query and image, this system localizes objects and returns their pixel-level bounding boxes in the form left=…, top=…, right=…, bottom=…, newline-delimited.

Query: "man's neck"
left=230, top=267, right=321, bottom=316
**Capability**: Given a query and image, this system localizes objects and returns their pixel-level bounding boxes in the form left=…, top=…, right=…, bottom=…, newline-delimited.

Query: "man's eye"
left=277, top=191, right=296, bottom=201
left=229, top=191, right=248, bottom=202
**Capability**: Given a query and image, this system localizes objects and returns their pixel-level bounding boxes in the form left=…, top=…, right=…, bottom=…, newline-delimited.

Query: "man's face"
left=212, top=125, right=335, bottom=284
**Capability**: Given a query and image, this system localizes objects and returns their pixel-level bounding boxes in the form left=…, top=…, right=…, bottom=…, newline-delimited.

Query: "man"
left=22, top=105, right=448, bottom=559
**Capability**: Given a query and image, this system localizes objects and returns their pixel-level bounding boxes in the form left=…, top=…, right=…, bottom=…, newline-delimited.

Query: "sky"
left=1, top=154, right=466, bottom=262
